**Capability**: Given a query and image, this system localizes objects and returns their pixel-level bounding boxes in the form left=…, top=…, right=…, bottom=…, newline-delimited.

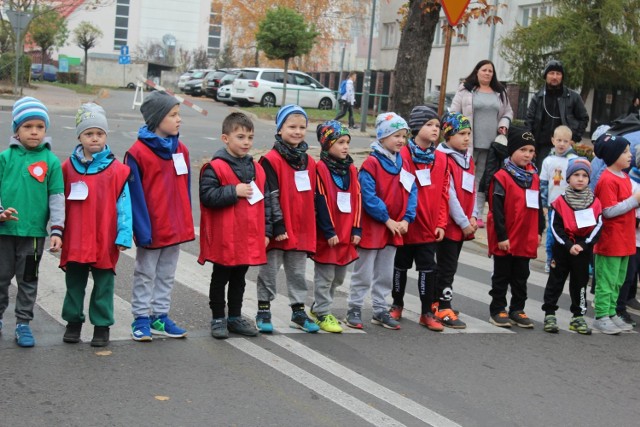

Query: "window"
left=382, top=22, right=399, bottom=49
left=521, top=3, right=553, bottom=27
left=208, top=2, right=222, bottom=58
left=261, top=72, right=276, bottom=82
left=113, top=0, right=129, bottom=50
left=433, top=19, right=468, bottom=46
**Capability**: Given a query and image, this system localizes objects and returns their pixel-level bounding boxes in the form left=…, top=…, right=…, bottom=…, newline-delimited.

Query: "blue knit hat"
left=276, top=104, right=308, bottom=133
left=375, top=112, right=409, bottom=140
left=566, top=157, right=591, bottom=182
left=12, top=96, right=50, bottom=133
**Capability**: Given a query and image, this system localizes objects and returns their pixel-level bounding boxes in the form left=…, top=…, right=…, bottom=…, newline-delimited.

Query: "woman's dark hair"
left=463, top=59, right=507, bottom=102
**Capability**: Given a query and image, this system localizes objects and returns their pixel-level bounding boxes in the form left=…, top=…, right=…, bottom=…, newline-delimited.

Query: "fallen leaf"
left=154, top=395, right=170, bottom=401
left=95, top=350, right=112, bottom=356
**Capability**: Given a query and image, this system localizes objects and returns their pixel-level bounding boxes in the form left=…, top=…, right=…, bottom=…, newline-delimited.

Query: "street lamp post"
left=359, top=0, right=377, bottom=132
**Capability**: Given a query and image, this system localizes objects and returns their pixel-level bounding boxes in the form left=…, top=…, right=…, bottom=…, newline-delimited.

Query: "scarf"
left=503, top=158, right=537, bottom=188
left=274, top=136, right=308, bottom=170
left=564, top=186, right=595, bottom=210
left=370, top=140, right=397, bottom=163
left=320, top=151, right=353, bottom=177
left=408, top=138, right=435, bottom=165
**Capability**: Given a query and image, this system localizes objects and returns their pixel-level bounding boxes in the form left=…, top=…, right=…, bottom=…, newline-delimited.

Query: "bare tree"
left=73, top=21, right=103, bottom=85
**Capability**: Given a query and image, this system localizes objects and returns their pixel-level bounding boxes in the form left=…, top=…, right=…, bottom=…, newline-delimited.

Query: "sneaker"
left=569, top=316, right=592, bottom=335
left=228, top=316, right=259, bottom=337
left=91, top=326, right=110, bottom=347
left=15, top=324, right=35, bottom=347
left=290, top=310, right=320, bottom=333
left=434, top=308, right=466, bottom=329
left=616, top=310, right=637, bottom=327
left=150, top=314, right=187, bottom=338
left=389, top=305, right=403, bottom=320
left=371, top=311, right=401, bottom=330
left=477, top=218, right=485, bottom=228
left=131, top=316, right=152, bottom=342
left=509, top=310, right=534, bottom=328
left=610, top=315, right=634, bottom=332
left=419, top=312, right=444, bottom=332
left=344, top=308, right=363, bottom=329
left=316, top=314, right=343, bottom=333
left=543, top=314, right=559, bottom=333
left=626, top=298, right=640, bottom=314
left=63, top=322, right=83, bottom=343
left=489, top=311, right=512, bottom=328
left=544, top=263, right=551, bottom=273
left=255, top=311, right=274, bottom=333
left=592, top=317, right=622, bottom=335
left=210, top=318, right=229, bottom=339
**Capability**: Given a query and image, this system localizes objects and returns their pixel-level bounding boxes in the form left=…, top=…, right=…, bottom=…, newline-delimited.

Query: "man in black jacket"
left=525, top=60, right=589, bottom=169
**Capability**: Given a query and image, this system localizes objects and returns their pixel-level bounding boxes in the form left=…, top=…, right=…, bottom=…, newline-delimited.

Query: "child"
left=256, top=105, right=319, bottom=333
left=345, top=112, right=417, bottom=330
left=619, top=152, right=640, bottom=323
left=539, top=125, right=577, bottom=272
left=311, top=120, right=362, bottom=333
left=435, top=112, right=478, bottom=329
left=390, top=106, right=449, bottom=331
left=198, top=112, right=266, bottom=339
left=60, top=103, right=132, bottom=347
left=0, top=97, right=64, bottom=347
left=592, top=135, right=639, bottom=334
left=487, top=128, right=544, bottom=328
left=478, top=133, right=508, bottom=228
left=541, top=158, right=602, bottom=334
left=124, top=91, right=195, bottom=341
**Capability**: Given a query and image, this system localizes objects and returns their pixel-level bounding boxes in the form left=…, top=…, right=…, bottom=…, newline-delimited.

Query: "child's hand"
left=117, top=245, right=127, bottom=252
left=265, top=237, right=270, bottom=247
left=569, top=244, right=583, bottom=255
left=469, top=217, right=478, bottom=232
left=497, top=239, right=510, bottom=252
left=236, top=183, right=253, bottom=198
left=351, top=235, right=361, bottom=246
left=462, top=224, right=475, bottom=237
left=385, top=219, right=401, bottom=235
left=498, top=126, right=508, bottom=135
left=50, top=236, right=62, bottom=252
left=398, top=220, right=409, bottom=235
left=435, top=227, right=445, bottom=241
left=275, top=233, right=288, bottom=241
left=0, top=207, right=18, bottom=222
left=327, top=236, right=339, bottom=247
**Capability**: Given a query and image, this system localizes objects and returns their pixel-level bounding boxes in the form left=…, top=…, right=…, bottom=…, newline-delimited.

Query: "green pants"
left=594, top=255, right=628, bottom=318
left=62, top=263, right=115, bottom=327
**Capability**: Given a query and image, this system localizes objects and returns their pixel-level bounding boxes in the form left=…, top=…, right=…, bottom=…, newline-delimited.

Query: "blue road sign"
left=120, top=45, right=129, bottom=56
left=59, top=58, right=69, bottom=73
left=119, top=55, right=131, bottom=65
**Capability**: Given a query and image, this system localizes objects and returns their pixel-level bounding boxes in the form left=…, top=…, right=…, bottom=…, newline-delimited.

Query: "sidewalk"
left=0, top=83, right=85, bottom=112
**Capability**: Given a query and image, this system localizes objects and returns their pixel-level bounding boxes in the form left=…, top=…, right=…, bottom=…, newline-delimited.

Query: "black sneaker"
left=63, top=322, right=82, bottom=344
left=228, top=316, right=259, bottom=336
left=489, top=311, right=511, bottom=328
left=509, top=310, right=534, bottom=328
left=616, top=310, right=637, bottom=327
left=90, top=326, right=110, bottom=347
left=210, top=318, right=229, bottom=339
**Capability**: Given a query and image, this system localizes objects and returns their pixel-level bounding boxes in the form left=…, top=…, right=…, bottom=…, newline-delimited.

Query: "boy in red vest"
left=311, top=121, right=362, bottom=333
left=487, top=128, right=544, bottom=328
left=60, top=103, right=132, bottom=347
left=542, top=157, right=602, bottom=334
left=256, top=105, right=319, bottom=333
left=592, top=135, right=640, bottom=334
left=125, top=91, right=195, bottom=342
left=345, top=112, right=417, bottom=330
left=435, top=112, right=478, bottom=329
left=199, top=112, right=267, bottom=339
left=389, top=106, right=449, bottom=331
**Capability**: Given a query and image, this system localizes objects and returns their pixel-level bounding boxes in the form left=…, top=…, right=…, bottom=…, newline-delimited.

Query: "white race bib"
left=68, top=181, right=89, bottom=200
left=172, top=153, right=188, bottom=175
left=574, top=208, right=596, bottom=229
left=400, top=168, right=415, bottom=193
left=294, top=170, right=311, bottom=192
left=337, top=192, right=351, bottom=213
left=247, top=180, right=264, bottom=205
left=462, top=171, right=475, bottom=193
left=415, top=168, right=431, bottom=187
left=525, top=189, right=540, bottom=209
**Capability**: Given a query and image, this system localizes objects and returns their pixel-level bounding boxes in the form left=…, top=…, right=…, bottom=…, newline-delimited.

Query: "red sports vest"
left=400, top=146, right=449, bottom=244
left=487, top=169, right=540, bottom=258
left=59, top=159, right=130, bottom=272
left=551, top=196, right=602, bottom=244
left=358, top=155, right=410, bottom=249
left=312, top=161, right=360, bottom=265
left=261, top=149, right=316, bottom=253
left=444, top=154, right=476, bottom=242
left=126, top=140, right=195, bottom=248
left=198, top=159, right=267, bottom=266
left=594, top=170, right=636, bottom=256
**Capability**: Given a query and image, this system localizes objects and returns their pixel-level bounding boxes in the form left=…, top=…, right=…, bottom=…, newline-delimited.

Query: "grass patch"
left=37, top=80, right=108, bottom=95
left=239, top=106, right=376, bottom=126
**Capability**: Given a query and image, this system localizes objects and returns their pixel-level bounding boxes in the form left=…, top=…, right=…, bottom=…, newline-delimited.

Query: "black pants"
left=209, top=264, right=249, bottom=318
left=542, top=243, right=590, bottom=316
left=435, top=238, right=464, bottom=310
left=617, top=247, right=640, bottom=311
left=489, top=255, right=530, bottom=315
left=393, top=243, right=437, bottom=313
left=334, top=100, right=354, bottom=127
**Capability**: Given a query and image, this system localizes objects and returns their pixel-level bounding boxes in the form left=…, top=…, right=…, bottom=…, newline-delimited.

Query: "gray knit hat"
left=140, top=91, right=179, bottom=132
left=76, top=103, right=108, bottom=137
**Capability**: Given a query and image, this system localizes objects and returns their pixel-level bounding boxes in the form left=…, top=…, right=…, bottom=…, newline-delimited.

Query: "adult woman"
left=450, top=59, right=513, bottom=227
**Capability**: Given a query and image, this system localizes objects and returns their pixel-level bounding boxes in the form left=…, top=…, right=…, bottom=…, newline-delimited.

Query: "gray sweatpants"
left=348, top=246, right=396, bottom=315
left=131, top=245, right=180, bottom=318
left=257, top=250, right=308, bottom=306
left=0, top=235, right=45, bottom=323
left=313, top=262, right=348, bottom=316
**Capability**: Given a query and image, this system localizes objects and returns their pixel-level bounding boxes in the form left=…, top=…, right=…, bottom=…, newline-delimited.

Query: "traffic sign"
left=120, top=45, right=129, bottom=56
left=59, top=58, right=69, bottom=72
left=119, top=55, right=131, bottom=65
left=442, top=0, right=470, bottom=26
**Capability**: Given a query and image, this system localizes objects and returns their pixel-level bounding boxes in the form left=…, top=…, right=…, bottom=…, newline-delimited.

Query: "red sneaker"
left=419, top=312, right=444, bottom=332
left=389, top=305, right=403, bottom=320
left=477, top=218, right=485, bottom=228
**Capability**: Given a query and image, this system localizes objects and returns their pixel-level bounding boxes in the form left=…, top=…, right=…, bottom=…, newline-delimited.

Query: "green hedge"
left=0, top=53, right=31, bottom=84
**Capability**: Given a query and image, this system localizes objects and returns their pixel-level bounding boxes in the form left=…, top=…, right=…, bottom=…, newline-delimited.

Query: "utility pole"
left=6, top=9, right=33, bottom=95
left=359, top=0, right=377, bottom=132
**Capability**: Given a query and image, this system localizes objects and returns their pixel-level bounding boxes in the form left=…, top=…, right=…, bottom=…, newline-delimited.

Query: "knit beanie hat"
left=140, top=91, right=179, bottom=132
left=76, top=103, right=108, bottom=137
left=594, top=133, right=629, bottom=166
left=507, top=128, right=536, bottom=156
left=12, top=96, right=49, bottom=133
left=375, top=112, right=409, bottom=140
left=316, top=120, right=350, bottom=151
left=566, top=157, right=591, bottom=182
left=276, top=104, right=308, bottom=134
left=408, top=105, right=439, bottom=134
left=441, top=112, right=471, bottom=140
left=591, top=124, right=611, bottom=142
left=543, top=60, right=564, bottom=79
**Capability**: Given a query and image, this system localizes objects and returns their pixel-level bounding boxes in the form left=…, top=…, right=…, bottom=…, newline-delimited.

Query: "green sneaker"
left=316, top=314, right=343, bottom=333
left=543, top=314, right=559, bottom=333
left=569, top=316, right=592, bottom=335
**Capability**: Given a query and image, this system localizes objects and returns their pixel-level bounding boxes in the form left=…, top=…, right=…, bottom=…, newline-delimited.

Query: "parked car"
left=183, top=70, right=213, bottom=96
left=203, top=69, right=236, bottom=98
left=231, top=68, right=336, bottom=109
left=214, top=73, right=239, bottom=103
left=178, top=69, right=204, bottom=92
left=31, top=64, right=58, bottom=82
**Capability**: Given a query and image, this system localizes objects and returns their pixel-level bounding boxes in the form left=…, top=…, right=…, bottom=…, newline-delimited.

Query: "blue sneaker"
left=131, top=316, right=152, bottom=342
left=150, top=314, right=187, bottom=338
left=15, top=324, right=35, bottom=347
left=290, top=310, right=320, bottom=333
left=255, top=311, right=273, bottom=333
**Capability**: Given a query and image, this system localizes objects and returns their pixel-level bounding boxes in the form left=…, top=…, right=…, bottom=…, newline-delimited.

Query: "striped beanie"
left=12, top=96, right=50, bottom=133
left=566, top=157, right=591, bottom=182
left=276, top=104, right=308, bottom=134
left=408, top=105, right=439, bottom=134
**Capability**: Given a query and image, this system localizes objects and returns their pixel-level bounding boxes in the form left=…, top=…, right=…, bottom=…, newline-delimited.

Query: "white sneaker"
left=610, top=315, right=634, bottom=332
left=593, top=317, right=622, bottom=335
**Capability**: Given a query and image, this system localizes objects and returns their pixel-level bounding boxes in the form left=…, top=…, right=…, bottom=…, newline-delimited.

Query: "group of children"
left=0, top=91, right=638, bottom=349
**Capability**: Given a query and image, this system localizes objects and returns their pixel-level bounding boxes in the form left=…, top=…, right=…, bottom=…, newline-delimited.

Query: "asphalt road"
left=1, top=90, right=639, bottom=427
